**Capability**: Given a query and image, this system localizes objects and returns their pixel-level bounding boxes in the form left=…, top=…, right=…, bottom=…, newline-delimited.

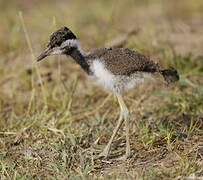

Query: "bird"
left=37, top=26, right=179, bottom=160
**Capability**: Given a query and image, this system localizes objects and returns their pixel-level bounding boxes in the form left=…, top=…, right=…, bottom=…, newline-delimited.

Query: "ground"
left=0, top=0, right=203, bottom=179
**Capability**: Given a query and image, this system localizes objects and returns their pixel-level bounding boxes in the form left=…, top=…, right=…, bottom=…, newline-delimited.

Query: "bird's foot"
left=115, top=152, right=131, bottom=161
left=98, top=146, right=110, bottom=159
left=115, top=155, right=127, bottom=161
left=115, top=148, right=131, bottom=161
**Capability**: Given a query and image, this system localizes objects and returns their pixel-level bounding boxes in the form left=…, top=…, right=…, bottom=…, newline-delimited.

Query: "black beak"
left=37, top=47, right=52, bottom=62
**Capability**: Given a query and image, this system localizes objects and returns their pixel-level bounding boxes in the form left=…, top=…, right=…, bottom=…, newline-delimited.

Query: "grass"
left=0, top=0, right=203, bottom=179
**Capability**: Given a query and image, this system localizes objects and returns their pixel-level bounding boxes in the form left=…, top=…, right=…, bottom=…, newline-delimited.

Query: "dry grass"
left=0, top=0, right=203, bottom=179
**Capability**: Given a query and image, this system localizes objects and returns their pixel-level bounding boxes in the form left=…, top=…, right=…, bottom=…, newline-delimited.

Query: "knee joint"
left=122, top=108, right=129, bottom=119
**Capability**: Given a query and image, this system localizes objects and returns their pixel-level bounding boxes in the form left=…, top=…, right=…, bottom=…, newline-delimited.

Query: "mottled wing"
left=87, top=48, right=159, bottom=76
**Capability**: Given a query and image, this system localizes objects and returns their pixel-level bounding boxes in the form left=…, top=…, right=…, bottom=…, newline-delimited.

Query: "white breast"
left=90, top=59, right=149, bottom=94
left=90, top=60, right=116, bottom=92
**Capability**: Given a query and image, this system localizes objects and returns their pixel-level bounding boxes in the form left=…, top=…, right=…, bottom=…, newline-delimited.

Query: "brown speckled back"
left=86, top=48, right=160, bottom=76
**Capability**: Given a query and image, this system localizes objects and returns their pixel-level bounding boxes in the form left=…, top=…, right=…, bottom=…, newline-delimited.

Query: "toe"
left=98, top=151, right=108, bottom=158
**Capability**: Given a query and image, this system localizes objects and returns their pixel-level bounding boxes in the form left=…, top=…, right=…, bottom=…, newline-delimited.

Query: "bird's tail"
left=160, top=67, right=179, bottom=84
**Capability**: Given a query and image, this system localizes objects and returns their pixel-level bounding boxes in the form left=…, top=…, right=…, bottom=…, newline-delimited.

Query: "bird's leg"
left=98, top=96, right=124, bottom=158
left=117, top=95, right=131, bottom=160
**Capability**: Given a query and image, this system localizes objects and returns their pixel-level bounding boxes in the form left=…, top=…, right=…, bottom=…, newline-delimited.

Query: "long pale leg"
left=98, top=109, right=124, bottom=158
left=99, top=95, right=130, bottom=159
left=117, top=95, right=131, bottom=159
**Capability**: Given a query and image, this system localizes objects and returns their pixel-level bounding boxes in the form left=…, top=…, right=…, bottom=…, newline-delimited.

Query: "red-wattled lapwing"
left=37, top=27, right=179, bottom=160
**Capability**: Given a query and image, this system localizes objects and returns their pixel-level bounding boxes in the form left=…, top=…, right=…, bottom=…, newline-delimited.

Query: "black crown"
left=48, top=26, right=77, bottom=48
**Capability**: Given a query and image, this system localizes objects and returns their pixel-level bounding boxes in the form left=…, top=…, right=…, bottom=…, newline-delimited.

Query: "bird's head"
left=37, top=26, right=78, bottom=61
